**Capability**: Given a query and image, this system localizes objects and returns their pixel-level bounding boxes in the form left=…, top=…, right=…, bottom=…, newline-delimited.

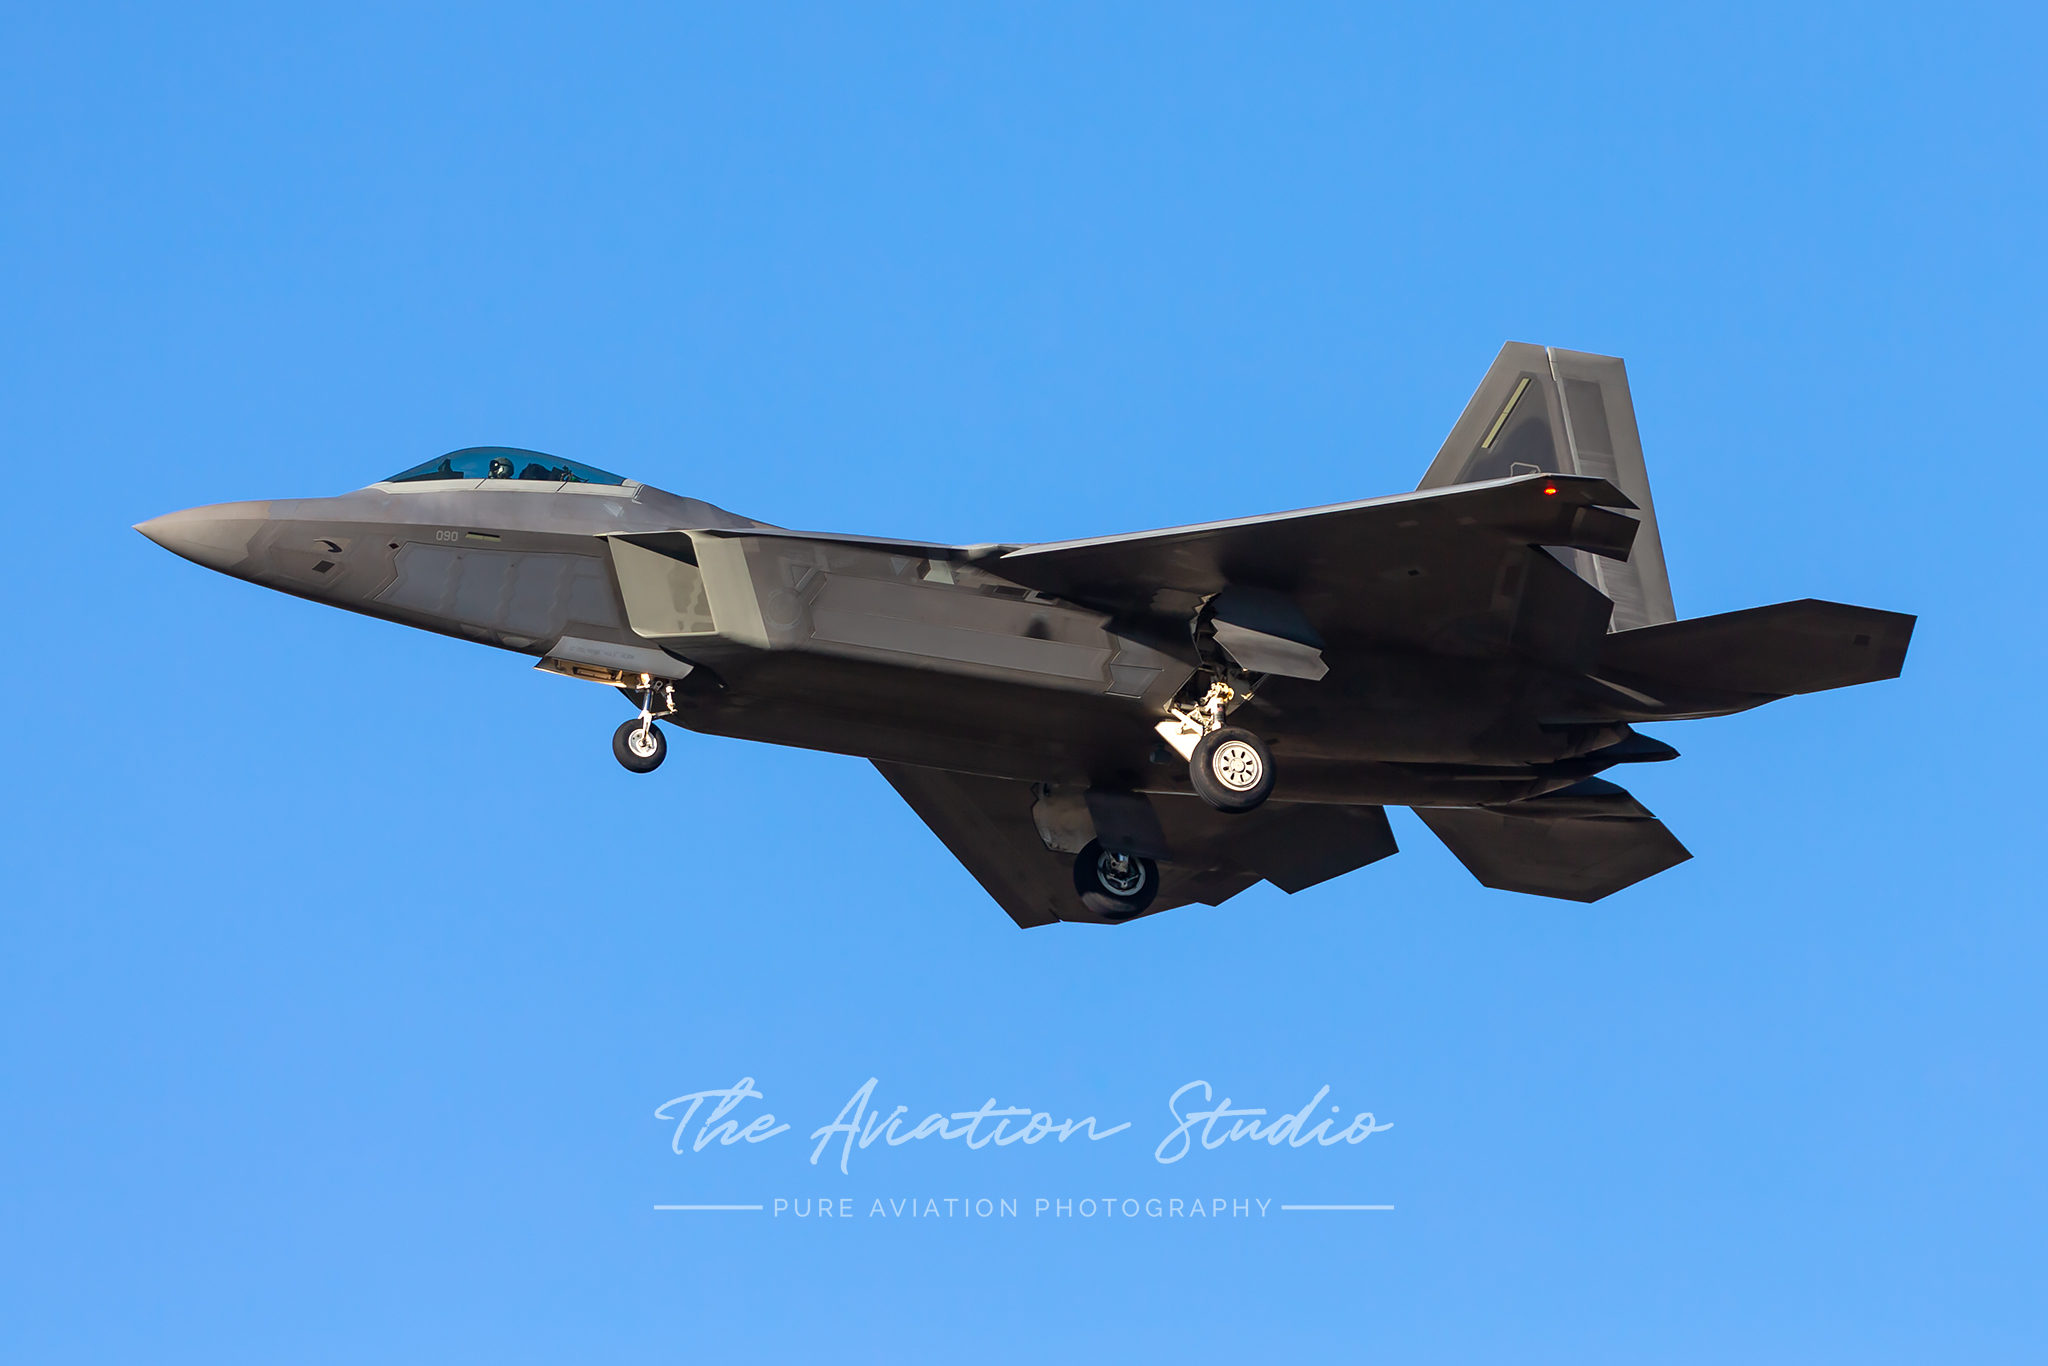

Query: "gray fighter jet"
left=138, top=344, right=1913, bottom=926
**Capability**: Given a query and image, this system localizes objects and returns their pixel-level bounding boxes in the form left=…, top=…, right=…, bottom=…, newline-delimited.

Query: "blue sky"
left=3, top=4, right=2043, bottom=1360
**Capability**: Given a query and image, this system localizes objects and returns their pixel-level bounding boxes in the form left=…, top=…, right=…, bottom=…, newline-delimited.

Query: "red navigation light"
left=1542, top=484, right=1558, bottom=496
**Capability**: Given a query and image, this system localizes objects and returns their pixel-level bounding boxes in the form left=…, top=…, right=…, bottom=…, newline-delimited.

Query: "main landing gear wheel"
left=612, top=717, right=667, bottom=773
left=1190, top=726, right=1274, bottom=813
left=1072, top=840, right=1159, bottom=921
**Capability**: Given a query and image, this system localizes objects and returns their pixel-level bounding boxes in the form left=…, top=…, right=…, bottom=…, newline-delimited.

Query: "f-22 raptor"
left=139, top=344, right=1913, bottom=926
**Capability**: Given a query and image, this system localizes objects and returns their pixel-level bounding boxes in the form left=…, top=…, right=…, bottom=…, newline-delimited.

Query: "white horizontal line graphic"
left=653, top=1204, right=764, bottom=1212
left=1279, top=1204, right=1394, bottom=1211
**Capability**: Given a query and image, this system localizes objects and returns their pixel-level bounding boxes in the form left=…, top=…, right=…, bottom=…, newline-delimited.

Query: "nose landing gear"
left=613, top=717, right=666, bottom=772
left=612, top=675, right=678, bottom=774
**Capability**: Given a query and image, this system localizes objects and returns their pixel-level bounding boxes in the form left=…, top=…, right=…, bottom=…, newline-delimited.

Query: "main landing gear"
left=1189, top=726, right=1274, bottom=813
left=1072, top=839, right=1159, bottom=920
left=1158, top=679, right=1276, bottom=813
left=612, top=675, right=678, bottom=774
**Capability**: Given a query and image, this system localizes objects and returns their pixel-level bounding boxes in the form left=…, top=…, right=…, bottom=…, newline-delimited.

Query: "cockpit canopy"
left=384, top=447, right=629, bottom=486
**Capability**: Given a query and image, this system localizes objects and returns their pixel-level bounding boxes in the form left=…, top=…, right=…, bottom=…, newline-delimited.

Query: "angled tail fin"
left=1422, top=343, right=1675, bottom=632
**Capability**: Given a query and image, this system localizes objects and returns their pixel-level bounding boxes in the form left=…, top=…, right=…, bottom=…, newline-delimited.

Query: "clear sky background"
left=4, top=4, right=2044, bottom=1361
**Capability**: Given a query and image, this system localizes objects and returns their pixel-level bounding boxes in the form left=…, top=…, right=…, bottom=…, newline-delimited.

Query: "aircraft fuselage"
left=138, top=476, right=1643, bottom=809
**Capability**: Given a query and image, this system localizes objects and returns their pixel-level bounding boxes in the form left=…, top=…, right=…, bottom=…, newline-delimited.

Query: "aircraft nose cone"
left=134, top=501, right=274, bottom=574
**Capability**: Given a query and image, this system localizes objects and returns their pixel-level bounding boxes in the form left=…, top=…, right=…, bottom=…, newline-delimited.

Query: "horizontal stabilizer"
left=1414, top=784, right=1691, bottom=902
left=1598, top=599, right=1914, bottom=711
left=1217, top=803, right=1399, bottom=894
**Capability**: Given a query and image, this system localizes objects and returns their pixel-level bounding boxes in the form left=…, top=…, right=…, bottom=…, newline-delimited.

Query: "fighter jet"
left=138, top=344, right=1912, bottom=926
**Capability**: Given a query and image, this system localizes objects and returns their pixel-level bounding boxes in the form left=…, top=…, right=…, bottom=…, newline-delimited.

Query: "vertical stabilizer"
left=1420, top=344, right=1675, bottom=631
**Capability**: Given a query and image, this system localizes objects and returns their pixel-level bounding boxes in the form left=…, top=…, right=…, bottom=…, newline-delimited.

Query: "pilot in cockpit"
left=384, top=448, right=629, bottom=486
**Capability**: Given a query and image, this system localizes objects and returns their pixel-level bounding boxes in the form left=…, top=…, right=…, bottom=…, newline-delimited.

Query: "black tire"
left=612, top=717, right=667, bottom=773
left=1071, top=840, right=1159, bottom=921
left=1189, top=726, right=1273, bottom=813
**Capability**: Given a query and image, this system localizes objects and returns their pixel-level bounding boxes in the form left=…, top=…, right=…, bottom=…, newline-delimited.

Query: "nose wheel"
left=1072, top=840, right=1159, bottom=920
left=612, top=675, right=677, bottom=774
left=613, top=717, right=667, bottom=772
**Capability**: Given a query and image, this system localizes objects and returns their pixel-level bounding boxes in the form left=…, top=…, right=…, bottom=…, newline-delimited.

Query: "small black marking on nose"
left=313, top=560, right=335, bottom=574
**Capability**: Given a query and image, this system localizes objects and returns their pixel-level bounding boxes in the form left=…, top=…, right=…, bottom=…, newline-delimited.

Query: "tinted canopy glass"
left=385, top=447, right=628, bottom=486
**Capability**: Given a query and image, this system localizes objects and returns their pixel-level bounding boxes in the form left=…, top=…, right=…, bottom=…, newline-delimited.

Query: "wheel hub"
left=1212, top=739, right=1263, bottom=790
left=1096, top=850, right=1149, bottom=897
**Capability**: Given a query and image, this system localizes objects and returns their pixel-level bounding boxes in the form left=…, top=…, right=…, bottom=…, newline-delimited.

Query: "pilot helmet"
left=488, top=455, right=514, bottom=479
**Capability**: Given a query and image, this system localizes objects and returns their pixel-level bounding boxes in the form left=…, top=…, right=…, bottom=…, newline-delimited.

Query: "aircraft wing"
left=980, top=472, right=1640, bottom=658
left=874, top=761, right=1399, bottom=927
